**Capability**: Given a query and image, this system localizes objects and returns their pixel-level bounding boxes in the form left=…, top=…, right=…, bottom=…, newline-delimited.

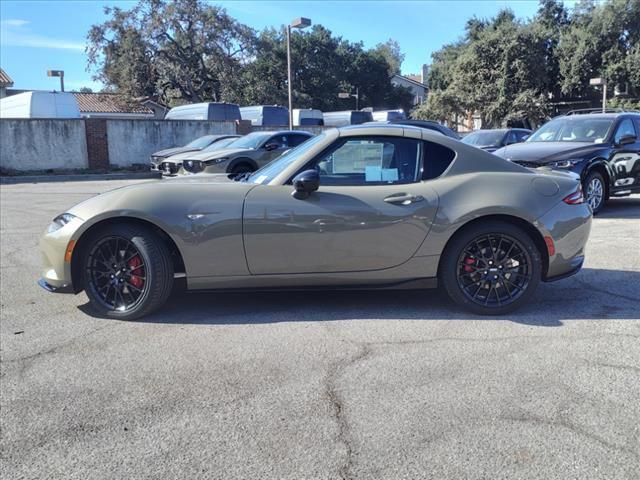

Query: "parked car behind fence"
left=240, top=106, right=289, bottom=126
left=164, top=102, right=241, bottom=121
left=323, top=110, right=373, bottom=127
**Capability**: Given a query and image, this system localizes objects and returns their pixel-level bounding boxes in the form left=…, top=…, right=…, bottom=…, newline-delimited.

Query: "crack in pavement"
left=325, top=342, right=373, bottom=480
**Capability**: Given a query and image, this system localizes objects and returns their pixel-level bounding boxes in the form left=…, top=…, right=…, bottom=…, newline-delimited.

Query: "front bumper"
left=39, top=216, right=85, bottom=293
left=38, top=278, right=74, bottom=293
left=535, top=200, right=592, bottom=281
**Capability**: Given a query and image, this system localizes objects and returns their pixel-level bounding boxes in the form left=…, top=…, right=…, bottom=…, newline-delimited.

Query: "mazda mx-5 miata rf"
left=39, top=125, right=592, bottom=320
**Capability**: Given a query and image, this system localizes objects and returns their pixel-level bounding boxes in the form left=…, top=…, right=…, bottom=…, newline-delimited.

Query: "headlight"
left=204, top=157, right=230, bottom=165
left=547, top=159, right=582, bottom=169
left=47, top=213, right=78, bottom=233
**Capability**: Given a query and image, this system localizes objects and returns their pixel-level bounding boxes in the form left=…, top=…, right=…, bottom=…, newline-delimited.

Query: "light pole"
left=47, top=69, right=65, bottom=92
left=589, top=77, right=607, bottom=113
left=287, top=17, right=311, bottom=129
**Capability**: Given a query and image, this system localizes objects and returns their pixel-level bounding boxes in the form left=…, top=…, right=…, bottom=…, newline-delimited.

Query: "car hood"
left=493, top=141, right=604, bottom=164
left=151, top=146, right=202, bottom=160
left=182, top=147, right=254, bottom=161
left=68, top=175, right=254, bottom=221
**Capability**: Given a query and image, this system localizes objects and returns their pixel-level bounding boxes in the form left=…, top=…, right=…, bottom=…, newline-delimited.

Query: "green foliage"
left=87, top=1, right=412, bottom=111
left=87, top=0, right=254, bottom=105
left=419, top=0, right=639, bottom=127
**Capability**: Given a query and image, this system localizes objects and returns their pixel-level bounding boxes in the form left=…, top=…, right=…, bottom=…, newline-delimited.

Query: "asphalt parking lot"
left=1, top=179, right=639, bottom=479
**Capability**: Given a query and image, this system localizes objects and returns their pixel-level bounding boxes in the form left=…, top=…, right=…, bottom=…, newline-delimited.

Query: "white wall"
left=106, top=119, right=237, bottom=166
left=0, top=119, right=88, bottom=171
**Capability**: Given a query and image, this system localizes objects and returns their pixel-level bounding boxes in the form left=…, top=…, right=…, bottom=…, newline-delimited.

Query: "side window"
left=505, top=131, right=519, bottom=145
left=634, top=118, right=640, bottom=135
left=288, top=134, right=310, bottom=147
left=266, top=135, right=287, bottom=148
left=614, top=119, right=636, bottom=143
left=423, top=141, right=455, bottom=180
left=309, top=136, right=422, bottom=186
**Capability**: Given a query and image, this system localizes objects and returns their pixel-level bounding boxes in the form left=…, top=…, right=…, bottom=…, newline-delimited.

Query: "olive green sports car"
left=39, top=125, right=592, bottom=320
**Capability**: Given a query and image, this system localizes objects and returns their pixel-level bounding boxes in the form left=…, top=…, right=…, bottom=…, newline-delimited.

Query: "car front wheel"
left=584, top=171, right=606, bottom=214
left=82, top=224, right=174, bottom=320
left=440, top=221, right=541, bottom=315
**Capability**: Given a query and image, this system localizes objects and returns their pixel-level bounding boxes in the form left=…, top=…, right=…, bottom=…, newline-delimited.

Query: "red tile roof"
left=72, top=92, right=154, bottom=115
left=0, top=68, right=14, bottom=87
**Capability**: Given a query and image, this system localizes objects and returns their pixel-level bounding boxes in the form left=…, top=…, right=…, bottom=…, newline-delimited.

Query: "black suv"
left=494, top=110, right=640, bottom=214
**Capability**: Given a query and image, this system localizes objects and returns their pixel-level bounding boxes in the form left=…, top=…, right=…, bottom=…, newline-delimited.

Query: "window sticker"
left=365, top=166, right=382, bottom=181
left=333, top=142, right=384, bottom=173
left=381, top=168, right=399, bottom=182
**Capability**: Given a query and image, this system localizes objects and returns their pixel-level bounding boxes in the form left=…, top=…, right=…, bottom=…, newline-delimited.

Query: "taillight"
left=563, top=184, right=584, bottom=204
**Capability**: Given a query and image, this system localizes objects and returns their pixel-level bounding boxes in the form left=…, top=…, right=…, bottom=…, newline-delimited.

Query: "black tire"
left=229, top=162, right=255, bottom=175
left=583, top=171, right=606, bottom=215
left=440, top=221, right=541, bottom=315
left=81, top=224, right=173, bottom=320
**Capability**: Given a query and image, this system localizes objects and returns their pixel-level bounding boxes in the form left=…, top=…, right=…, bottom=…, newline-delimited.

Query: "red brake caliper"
left=128, top=256, right=144, bottom=289
left=463, top=257, right=476, bottom=273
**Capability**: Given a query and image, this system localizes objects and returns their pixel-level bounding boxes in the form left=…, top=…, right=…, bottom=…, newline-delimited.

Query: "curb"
left=0, top=172, right=162, bottom=185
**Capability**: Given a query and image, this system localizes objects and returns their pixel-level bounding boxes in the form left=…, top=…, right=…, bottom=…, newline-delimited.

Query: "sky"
left=0, top=0, right=561, bottom=92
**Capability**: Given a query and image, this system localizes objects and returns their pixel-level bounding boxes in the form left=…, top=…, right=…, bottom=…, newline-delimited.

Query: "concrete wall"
left=0, top=119, right=322, bottom=172
left=106, top=119, right=237, bottom=167
left=0, top=119, right=88, bottom=171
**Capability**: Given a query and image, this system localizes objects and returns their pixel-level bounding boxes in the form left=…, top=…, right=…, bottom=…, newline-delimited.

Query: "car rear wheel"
left=82, top=224, right=173, bottom=320
left=440, top=221, right=541, bottom=315
left=584, top=171, right=605, bottom=214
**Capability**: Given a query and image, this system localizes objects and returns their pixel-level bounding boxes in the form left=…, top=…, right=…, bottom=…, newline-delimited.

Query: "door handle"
left=383, top=193, right=424, bottom=205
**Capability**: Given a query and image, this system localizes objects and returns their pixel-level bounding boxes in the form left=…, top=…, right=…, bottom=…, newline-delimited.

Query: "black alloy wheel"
left=441, top=221, right=541, bottom=315
left=83, top=224, right=173, bottom=320
left=455, top=234, right=531, bottom=307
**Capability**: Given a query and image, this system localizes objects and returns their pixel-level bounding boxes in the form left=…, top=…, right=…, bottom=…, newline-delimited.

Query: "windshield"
left=185, top=136, right=215, bottom=148
left=248, top=133, right=326, bottom=184
left=528, top=117, right=613, bottom=143
left=462, top=130, right=506, bottom=146
left=201, top=137, right=237, bottom=152
left=225, top=132, right=272, bottom=150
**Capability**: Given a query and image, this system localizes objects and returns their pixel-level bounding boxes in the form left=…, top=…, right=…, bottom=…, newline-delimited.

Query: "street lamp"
left=47, top=69, right=65, bottom=92
left=287, top=17, right=311, bottom=129
left=589, top=77, right=607, bottom=113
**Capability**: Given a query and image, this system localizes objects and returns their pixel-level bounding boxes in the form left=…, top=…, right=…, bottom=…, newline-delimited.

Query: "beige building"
left=0, top=68, right=14, bottom=99
left=391, top=64, right=429, bottom=105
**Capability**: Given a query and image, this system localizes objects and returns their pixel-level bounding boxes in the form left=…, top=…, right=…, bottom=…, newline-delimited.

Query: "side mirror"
left=617, top=134, right=636, bottom=146
left=292, top=169, right=320, bottom=200
left=264, top=142, right=279, bottom=151
left=521, top=134, right=530, bottom=141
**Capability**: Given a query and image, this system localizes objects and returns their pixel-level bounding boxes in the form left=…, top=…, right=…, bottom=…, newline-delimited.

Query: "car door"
left=242, top=135, right=439, bottom=274
left=609, top=118, right=640, bottom=189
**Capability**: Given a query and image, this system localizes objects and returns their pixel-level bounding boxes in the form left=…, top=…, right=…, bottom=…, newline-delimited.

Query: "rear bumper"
left=535, top=200, right=592, bottom=281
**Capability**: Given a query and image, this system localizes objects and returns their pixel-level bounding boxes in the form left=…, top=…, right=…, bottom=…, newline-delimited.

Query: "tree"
left=371, top=39, right=404, bottom=76
left=415, top=9, right=550, bottom=127
left=87, top=0, right=255, bottom=106
left=236, top=25, right=412, bottom=112
left=557, top=0, right=640, bottom=96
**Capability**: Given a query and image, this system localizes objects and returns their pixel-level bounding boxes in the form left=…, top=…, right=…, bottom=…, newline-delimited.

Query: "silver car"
left=39, top=124, right=591, bottom=320
left=181, top=131, right=313, bottom=175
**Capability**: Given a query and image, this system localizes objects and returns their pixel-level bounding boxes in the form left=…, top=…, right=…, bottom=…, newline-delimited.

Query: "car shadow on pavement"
left=80, top=267, right=640, bottom=327
left=597, top=196, right=640, bottom=219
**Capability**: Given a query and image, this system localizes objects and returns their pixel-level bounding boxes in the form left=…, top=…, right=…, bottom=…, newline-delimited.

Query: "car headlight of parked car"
left=47, top=213, right=79, bottom=233
left=183, top=160, right=204, bottom=173
left=204, top=157, right=230, bottom=165
left=547, top=159, right=582, bottom=168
